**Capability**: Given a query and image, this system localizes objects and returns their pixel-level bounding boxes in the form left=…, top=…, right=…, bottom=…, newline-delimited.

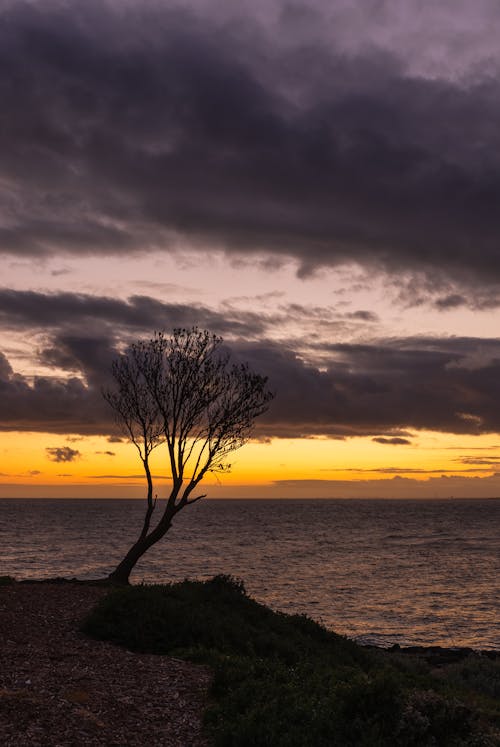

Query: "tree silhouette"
left=103, top=328, right=273, bottom=584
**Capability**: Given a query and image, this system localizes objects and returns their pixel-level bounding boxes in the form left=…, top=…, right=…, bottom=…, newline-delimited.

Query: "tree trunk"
left=140, top=460, right=155, bottom=540
left=107, top=512, right=174, bottom=585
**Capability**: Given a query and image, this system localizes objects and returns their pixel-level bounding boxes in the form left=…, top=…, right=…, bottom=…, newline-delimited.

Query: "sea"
left=1, top=498, right=499, bottom=651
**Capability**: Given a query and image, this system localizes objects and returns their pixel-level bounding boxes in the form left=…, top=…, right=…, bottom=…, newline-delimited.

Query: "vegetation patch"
left=82, top=576, right=500, bottom=746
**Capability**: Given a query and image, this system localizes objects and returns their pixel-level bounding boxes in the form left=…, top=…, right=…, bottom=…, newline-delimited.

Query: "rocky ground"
left=0, top=581, right=211, bottom=746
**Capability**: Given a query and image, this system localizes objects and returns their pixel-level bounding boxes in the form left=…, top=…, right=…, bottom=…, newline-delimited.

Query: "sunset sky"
left=3, top=0, right=500, bottom=498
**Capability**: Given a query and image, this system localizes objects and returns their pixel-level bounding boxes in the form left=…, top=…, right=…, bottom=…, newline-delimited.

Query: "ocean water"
left=1, top=498, right=499, bottom=650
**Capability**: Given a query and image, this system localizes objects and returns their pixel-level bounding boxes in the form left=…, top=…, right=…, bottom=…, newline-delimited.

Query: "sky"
left=3, top=0, right=500, bottom=498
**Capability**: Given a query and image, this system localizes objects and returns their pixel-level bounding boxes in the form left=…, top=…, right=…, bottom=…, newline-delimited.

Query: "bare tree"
left=103, top=328, right=273, bottom=584
left=103, top=348, right=163, bottom=542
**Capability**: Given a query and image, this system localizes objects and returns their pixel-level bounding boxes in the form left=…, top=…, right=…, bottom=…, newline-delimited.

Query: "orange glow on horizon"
left=1, top=429, right=500, bottom=498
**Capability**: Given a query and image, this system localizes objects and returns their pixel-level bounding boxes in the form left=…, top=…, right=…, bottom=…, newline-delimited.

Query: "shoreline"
left=2, top=578, right=500, bottom=745
left=2, top=498, right=497, bottom=653
left=5, top=574, right=500, bottom=658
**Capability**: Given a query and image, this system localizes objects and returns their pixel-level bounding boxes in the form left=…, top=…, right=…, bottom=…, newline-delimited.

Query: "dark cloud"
left=1, top=2, right=500, bottom=295
left=246, top=336, right=500, bottom=438
left=40, top=333, right=117, bottom=388
left=0, top=289, right=269, bottom=339
left=0, top=358, right=112, bottom=434
left=372, top=437, right=411, bottom=445
left=95, top=450, right=115, bottom=456
left=434, top=294, right=467, bottom=310
left=0, top=289, right=375, bottom=362
left=347, top=310, right=379, bottom=322
left=400, top=279, right=500, bottom=311
left=3, top=324, right=500, bottom=439
left=0, top=352, right=13, bottom=381
left=46, top=446, right=81, bottom=462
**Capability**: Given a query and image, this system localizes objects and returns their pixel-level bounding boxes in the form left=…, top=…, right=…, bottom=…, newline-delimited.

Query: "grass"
left=82, top=575, right=500, bottom=746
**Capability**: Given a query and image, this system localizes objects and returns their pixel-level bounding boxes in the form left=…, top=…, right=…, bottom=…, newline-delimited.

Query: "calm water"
left=1, top=498, right=499, bottom=650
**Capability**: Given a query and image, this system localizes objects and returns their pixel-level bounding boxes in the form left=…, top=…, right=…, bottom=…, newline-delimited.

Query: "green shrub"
left=82, top=577, right=497, bottom=746
left=443, top=656, right=500, bottom=699
left=82, top=574, right=365, bottom=666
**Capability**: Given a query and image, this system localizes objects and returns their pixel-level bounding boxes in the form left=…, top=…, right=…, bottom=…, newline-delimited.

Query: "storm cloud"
left=0, top=289, right=271, bottom=339
left=4, top=1, right=500, bottom=452
left=2, top=303, right=500, bottom=438
left=2, top=2, right=500, bottom=292
left=245, top=336, right=500, bottom=438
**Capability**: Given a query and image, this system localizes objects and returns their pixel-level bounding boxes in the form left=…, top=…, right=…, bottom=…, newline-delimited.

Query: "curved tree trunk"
left=140, top=460, right=155, bottom=539
left=108, top=508, right=175, bottom=585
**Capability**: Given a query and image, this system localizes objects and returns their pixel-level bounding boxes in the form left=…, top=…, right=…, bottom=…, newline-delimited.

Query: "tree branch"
left=184, top=493, right=206, bottom=506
